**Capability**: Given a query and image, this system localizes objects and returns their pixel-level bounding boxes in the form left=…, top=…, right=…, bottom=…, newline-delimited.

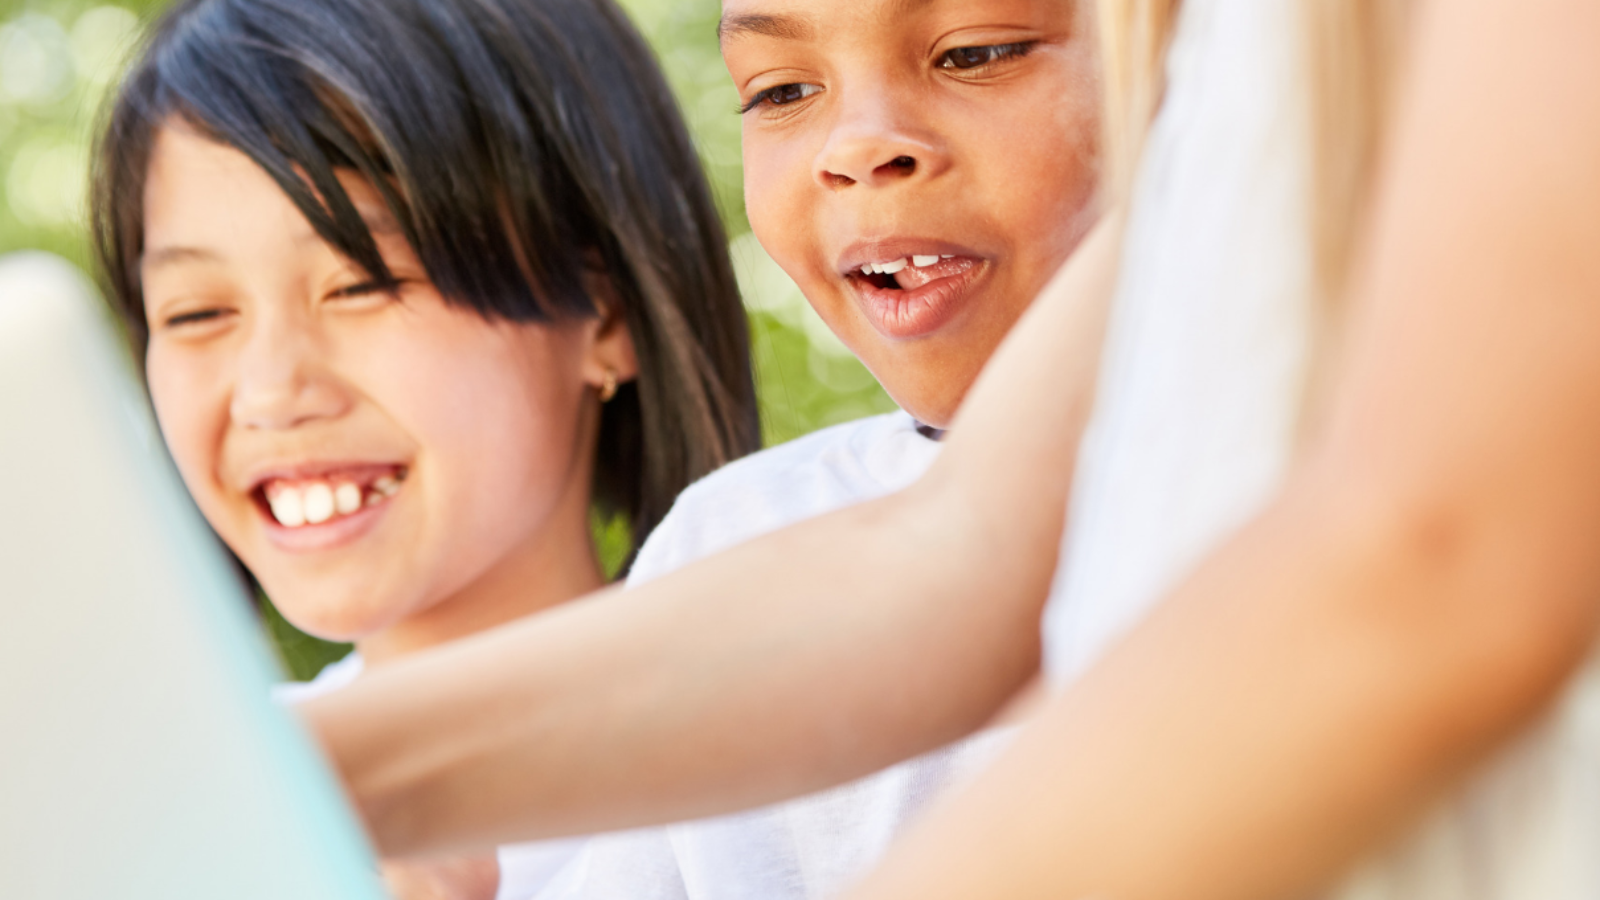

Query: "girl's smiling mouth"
left=839, top=243, right=990, bottom=340
left=248, top=462, right=410, bottom=552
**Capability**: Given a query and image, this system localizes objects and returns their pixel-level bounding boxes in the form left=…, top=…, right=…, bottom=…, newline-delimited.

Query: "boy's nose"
left=229, top=323, right=349, bottom=430
left=813, top=99, right=949, bottom=190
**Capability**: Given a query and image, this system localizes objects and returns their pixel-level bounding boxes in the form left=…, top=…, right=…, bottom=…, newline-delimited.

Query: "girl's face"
left=723, top=0, right=1100, bottom=427
left=140, top=127, right=625, bottom=653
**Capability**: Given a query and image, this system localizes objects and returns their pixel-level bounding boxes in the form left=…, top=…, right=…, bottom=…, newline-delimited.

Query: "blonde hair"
left=1304, top=0, right=1409, bottom=302
left=1094, top=0, right=1408, bottom=301
left=1093, top=0, right=1182, bottom=198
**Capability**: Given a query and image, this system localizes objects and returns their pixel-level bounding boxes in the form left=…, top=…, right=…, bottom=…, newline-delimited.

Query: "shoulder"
left=629, top=412, right=939, bottom=585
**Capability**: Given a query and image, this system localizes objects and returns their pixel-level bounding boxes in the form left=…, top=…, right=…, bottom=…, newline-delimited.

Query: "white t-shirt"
left=271, top=651, right=365, bottom=705
left=504, top=411, right=1010, bottom=900
left=1047, top=0, right=1600, bottom=896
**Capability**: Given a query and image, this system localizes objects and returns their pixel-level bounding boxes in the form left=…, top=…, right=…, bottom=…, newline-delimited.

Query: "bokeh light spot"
left=72, top=6, right=141, bottom=87
left=0, top=14, right=74, bottom=108
left=7, top=137, right=88, bottom=228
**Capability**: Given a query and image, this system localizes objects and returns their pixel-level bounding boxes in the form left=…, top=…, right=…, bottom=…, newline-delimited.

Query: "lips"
left=262, top=468, right=403, bottom=524
left=240, top=460, right=408, bottom=552
left=837, top=240, right=990, bottom=340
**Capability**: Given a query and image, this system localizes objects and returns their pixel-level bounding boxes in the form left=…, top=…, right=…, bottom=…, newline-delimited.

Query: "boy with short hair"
left=496, top=1, right=1104, bottom=896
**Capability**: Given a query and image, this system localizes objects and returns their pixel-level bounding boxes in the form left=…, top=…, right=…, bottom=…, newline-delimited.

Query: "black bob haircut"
left=92, top=0, right=761, bottom=569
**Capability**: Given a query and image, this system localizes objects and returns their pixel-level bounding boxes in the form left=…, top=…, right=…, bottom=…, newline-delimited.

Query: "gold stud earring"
left=598, top=368, right=619, bottom=403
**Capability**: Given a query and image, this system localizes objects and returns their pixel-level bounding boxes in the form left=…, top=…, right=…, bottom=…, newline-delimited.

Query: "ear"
left=578, top=264, right=638, bottom=397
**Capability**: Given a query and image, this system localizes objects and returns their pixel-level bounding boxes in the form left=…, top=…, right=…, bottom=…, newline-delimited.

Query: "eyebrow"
left=717, top=12, right=814, bottom=43
left=140, top=245, right=222, bottom=273
left=717, top=0, right=941, bottom=44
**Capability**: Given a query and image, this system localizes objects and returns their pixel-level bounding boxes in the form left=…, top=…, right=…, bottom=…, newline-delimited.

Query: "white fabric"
left=270, top=651, right=365, bottom=705
left=502, top=411, right=1010, bottom=900
left=1046, top=0, right=1600, bottom=897
left=276, top=654, right=585, bottom=900
left=1045, top=0, right=1315, bottom=685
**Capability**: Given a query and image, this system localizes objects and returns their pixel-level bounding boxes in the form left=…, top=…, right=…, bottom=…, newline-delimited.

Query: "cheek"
left=1020, top=58, right=1102, bottom=218
left=974, top=73, right=1102, bottom=271
left=744, top=129, right=822, bottom=279
left=365, top=322, right=587, bottom=536
left=144, top=347, right=227, bottom=501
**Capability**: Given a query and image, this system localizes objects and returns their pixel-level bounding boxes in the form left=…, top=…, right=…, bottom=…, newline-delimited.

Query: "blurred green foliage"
left=0, top=0, right=895, bottom=680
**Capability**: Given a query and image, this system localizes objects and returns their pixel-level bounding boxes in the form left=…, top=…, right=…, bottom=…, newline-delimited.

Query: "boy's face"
left=723, top=0, right=1100, bottom=427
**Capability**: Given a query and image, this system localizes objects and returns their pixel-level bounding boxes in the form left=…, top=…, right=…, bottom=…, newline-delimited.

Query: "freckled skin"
left=724, top=0, right=1101, bottom=426
left=140, top=127, right=627, bottom=660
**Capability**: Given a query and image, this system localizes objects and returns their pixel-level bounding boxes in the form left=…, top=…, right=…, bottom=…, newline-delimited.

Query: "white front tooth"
left=940, top=254, right=954, bottom=259
left=879, top=258, right=908, bottom=274
left=912, top=255, right=939, bottom=267
left=269, top=488, right=306, bottom=528
left=334, top=482, right=362, bottom=515
left=860, top=265, right=872, bottom=276
left=373, top=475, right=400, bottom=497
left=302, top=482, right=335, bottom=525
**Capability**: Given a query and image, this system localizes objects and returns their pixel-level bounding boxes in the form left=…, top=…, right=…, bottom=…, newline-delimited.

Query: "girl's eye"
left=739, top=82, right=822, bottom=114
left=324, top=279, right=406, bottom=303
left=163, top=308, right=230, bottom=330
left=938, top=42, right=1036, bottom=71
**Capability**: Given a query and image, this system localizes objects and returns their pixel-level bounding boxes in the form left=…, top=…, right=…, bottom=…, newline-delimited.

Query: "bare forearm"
left=850, top=1, right=1600, bottom=896
left=308, top=478, right=1046, bottom=857
left=304, top=213, right=1121, bottom=858
left=848, top=477, right=1600, bottom=900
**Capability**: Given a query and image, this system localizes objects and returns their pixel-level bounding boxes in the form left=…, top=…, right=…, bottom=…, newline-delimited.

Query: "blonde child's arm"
left=842, top=2, right=1600, bottom=898
left=304, top=213, right=1122, bottom=858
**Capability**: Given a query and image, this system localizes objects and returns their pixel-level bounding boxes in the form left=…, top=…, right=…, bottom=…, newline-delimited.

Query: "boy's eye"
left=739, top=82, right=822, bottom=114
left=938, top=42, right=1035, bottom=71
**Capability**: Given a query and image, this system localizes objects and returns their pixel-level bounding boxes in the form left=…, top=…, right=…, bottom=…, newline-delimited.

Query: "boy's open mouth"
left=840, top=246, right=987, bottom=339
left=254, top=464, right=409, bottom=529
left=854, top=254, right=965, bottom=291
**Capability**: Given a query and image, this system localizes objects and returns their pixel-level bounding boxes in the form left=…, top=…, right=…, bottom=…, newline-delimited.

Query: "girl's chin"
left=260, top=581, right=415, bottom=645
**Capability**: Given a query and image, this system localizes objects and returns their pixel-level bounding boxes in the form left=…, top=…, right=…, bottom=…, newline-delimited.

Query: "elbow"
left=1291, top=465, right=1600, bottom=749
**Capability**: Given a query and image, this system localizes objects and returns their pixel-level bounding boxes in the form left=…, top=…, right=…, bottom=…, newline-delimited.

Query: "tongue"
left=894, top=257, right=976, bottom=291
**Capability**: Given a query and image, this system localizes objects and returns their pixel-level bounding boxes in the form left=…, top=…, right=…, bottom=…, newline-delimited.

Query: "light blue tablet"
left=0, top=252, right=387, bottom=899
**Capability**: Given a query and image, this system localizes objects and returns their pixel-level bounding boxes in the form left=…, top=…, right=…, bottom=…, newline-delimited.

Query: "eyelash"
left=159, top=280, right=399, bottom=330
left=738, top=41, right=1038, bottom=115
left=326, top=280, right=394, bottom=300
left=739, top=83, right=820, bottom=115
left=164, top=308, right=227, bottom=329
left=936, top=41, right=1036, bottom=71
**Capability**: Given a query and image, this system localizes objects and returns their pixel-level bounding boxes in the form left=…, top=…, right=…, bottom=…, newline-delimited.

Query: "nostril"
left=889, top=156, right=915, bottom=169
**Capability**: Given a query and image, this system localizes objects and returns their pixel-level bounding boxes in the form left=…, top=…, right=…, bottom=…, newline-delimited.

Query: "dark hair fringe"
left=91, top=0, right=760, bottom=571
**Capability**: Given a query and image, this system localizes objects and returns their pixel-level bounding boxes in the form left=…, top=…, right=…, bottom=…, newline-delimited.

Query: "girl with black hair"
left=91, top=0, right=758, bottom=895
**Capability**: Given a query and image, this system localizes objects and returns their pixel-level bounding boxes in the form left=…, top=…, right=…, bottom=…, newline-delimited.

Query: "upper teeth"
left=266, top=473, right=402, bottom=528
left=303, top=483, right=335, bottom=525
left=268, top=489, right=305, bottom=528
left=335, top=482, right=363, bottom=515
left=860, top=254, right=957, bottom=276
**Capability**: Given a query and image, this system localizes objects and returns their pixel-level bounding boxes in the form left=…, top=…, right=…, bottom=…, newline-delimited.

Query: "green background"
left=0, top=0, right=896, bottom=678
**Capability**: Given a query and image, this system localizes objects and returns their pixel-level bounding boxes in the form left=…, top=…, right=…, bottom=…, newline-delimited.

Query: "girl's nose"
left=229, top=319, right=349, bottom=430
left=813, top=87, right=950, bottom=190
